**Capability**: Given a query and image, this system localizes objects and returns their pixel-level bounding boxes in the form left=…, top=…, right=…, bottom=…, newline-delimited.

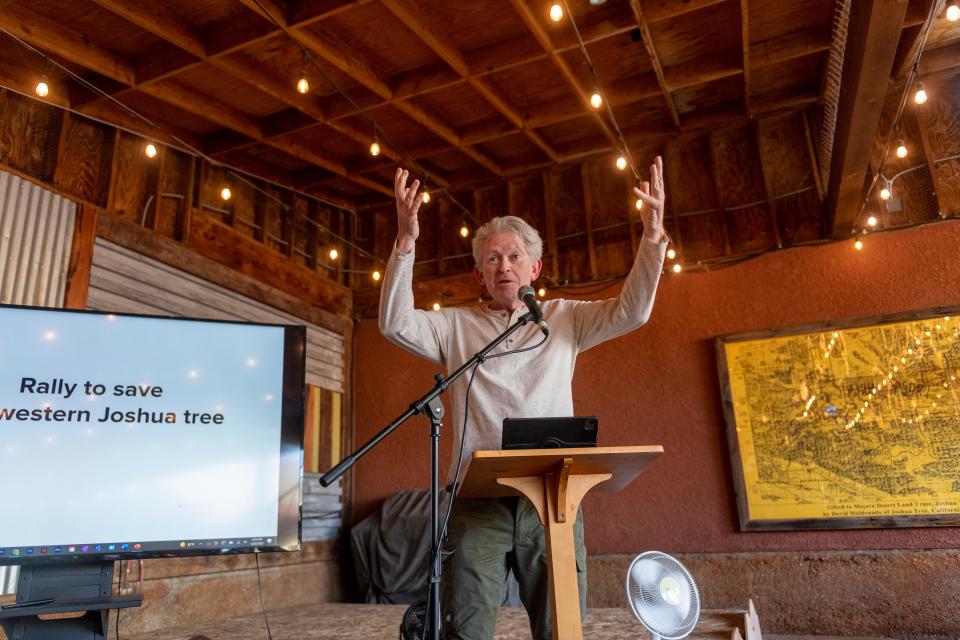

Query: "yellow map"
left=722, top=313, right=960, bottom=524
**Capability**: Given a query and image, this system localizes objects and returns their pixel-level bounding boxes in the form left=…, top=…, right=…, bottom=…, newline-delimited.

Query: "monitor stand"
left=0, top=561, right=143, bottom=639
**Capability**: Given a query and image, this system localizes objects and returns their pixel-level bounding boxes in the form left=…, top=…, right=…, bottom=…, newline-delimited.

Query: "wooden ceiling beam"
left=824, top=0, right=909, bottom=238
left=0, top=6, right=135, bottom=85
left=225, top=153, right=356, bottom=210
left=507, top=0, right=621, bottom=151
left=238, top=0, right=288, bottom=27
left=892, top=0, right=936, bottom=79
left=644, top=0, right=729, bottom=23
left=138, top=79, right=263, bottom=139
left=664, top=59, right=742, bottom=92
left=750, top=26, right=831, bottom=69
left=87, top=0, right=206, bottom=59
left=290, top=28, right=502, bottom=176
left=629, top=0, right=680, bottom=128
left=381, top=0, right=558, bottom=161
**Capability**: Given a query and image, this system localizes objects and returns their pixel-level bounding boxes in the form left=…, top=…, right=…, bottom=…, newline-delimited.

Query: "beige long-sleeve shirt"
left=379, top=238, right=666, bottom=481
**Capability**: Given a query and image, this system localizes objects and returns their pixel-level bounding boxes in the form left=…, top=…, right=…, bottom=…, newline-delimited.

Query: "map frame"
left=716, top=305, right=960, bottom=531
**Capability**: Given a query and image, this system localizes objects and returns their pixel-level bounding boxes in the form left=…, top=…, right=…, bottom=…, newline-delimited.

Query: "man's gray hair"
left=471, top=216, right=544, bottom=266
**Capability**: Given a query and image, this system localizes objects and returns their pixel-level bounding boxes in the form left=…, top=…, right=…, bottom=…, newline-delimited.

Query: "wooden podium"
left=457, top=446, right=662, bottom=640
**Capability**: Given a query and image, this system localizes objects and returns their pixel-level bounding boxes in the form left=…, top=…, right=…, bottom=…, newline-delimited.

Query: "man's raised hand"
left=632, top=155, right=665, bottom=244
left=395, top=167, right=423, bottom=254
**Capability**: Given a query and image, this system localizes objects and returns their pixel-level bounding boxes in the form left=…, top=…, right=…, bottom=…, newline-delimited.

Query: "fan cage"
left=626, top=551, right=701, bottom=640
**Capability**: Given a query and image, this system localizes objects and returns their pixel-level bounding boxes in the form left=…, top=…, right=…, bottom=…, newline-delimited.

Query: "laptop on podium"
left=501, top=416, right=599, bottom=450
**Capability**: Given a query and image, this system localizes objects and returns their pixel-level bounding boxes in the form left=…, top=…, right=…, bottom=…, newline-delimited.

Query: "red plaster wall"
left=349, top=221, right=960, bottom=554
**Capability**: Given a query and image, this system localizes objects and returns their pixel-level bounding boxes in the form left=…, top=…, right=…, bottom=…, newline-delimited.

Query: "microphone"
left=517, top=285, right=549, bottom=336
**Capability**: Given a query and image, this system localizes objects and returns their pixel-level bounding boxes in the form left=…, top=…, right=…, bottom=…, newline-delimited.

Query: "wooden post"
left=63, top=204, right=98, bottom=310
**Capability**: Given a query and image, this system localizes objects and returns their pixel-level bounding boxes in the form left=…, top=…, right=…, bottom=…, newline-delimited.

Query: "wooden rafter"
left=824, top=0, right=909, bottom=238
left=507, top=0, right=620, bottom=149
left=381, top=0, right=558, bottom=162
left=86, top=0, right=206, bottom=58
left=629, top=0, right=680, bottom=128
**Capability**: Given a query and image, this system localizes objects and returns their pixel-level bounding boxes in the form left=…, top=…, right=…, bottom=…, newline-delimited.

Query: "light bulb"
left=672, top=263, right=682, bottom=273
left=895, top=141, right=908, bottom=158
left=370, top=140, right=381, bottom=157
left=590, top=92, right=602, bottom=109
left=460, top=225, right=469, bottom=238
left=432, top=302, right=441, bottom=311
left=372, top=270, right=381, bottom=282
left=880, top=186, right=891, bottom=200
left=914, top=82, right=927, bottom=105
left=549, top=3, right=563, bottom=21
left=635, top=198, right=643, bottom=210
left=667, top=248, right=676, bottom=260
left=220, top=187, right=232, bottom=201
left=296, top=74, right=309, bottom=94
left=329, top=248, right=339, bottom=260
left=854, top=239, right=864, bottom=251
left=35, top=77, right=49, bottom=97
left=145, top=143, right=157, bottom=158
left=616, top=156, right=627, bottom=171
left=537, top=287, right=546, bottom=297
left=867, top=215, right=878, bottom=227
left=948, top=1, right=960, bottom=21
left=422, top=191, right=431, bottom=203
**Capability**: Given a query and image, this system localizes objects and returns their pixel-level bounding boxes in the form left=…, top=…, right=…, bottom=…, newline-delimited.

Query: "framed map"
left=716, top=306, right=960, bottom=530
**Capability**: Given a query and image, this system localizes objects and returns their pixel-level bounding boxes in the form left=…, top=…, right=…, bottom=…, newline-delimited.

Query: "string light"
left=329, top=248, right=339, bottom=260
left=867, top=215, right=878, bottom=227
left=422, top=191, right=431, bottom=203
left=370, top=139, right=381, bottom=157
left=145, top=143, right=157, bottom=158
left=616, top=156, right=627, bottom=171
left=549, top=3, right=563, bottom=21
left=895, top=139, right=908, bottom=158
left=914, top=80, right=927, bottom=105
left=460, top=225, right=469, bottom=238
left=667, top=248, right=676, bottom=260
left=220, top=186, right=232, bottom=201
left=35, top=75, right=49, bottom=97
left=590, top=91, right=603, bottom=109
left=854, top=239, right=864, bottom=251
left=635, top=198, right=643, bottom=210
left=432, top=302, right=441, bottom=311
left=296, top=71, right=309, bottom=94
left=372, top=270, right=381, bottom=282
left=948, top=1, right=960, bottom=21
left=537, top=287, right=546, bottom=297
left=672, top=263, right=682, bottom=273
left=880, top=180, right=892, bottom=200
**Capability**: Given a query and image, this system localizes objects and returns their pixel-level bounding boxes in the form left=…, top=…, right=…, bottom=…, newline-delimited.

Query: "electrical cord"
left=255, top=553, right=274, bottom=640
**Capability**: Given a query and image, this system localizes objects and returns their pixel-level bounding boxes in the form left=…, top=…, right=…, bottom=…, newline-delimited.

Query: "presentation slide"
left=0, top=307, right=288, bottom=549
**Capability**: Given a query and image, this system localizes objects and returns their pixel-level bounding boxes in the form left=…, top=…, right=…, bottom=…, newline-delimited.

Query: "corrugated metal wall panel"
left=0, top=171, right=76, bottom=307
left=87, top=238, right=345, bottom=392
left=0, top=170, right=77, bottom=593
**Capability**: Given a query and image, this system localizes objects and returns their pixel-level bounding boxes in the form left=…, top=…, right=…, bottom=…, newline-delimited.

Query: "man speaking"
left=380, top=159, right=668, bottom=640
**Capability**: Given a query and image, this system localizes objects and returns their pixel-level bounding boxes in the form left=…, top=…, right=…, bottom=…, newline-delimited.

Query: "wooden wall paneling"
left=150, top=143, right=166, bottom=231
left=545, top=165, right=588, bottom=283
left=412, top=199, right=438, bottom=282
left=232, top=175, right=256, bottom=238
left=53, top=113, right=113, bottom=206
left=706, top=131, right=733, bottom=255
left=754, top=121, right=784, bottom=249
left=758, top=112, right=821, bottom=246
left=711, top=125, right=774, bottom=254
left=582, top=160, right=633, bottom=278
left=662, top=142, right=685, bottom=261
left=63, top=204, right=98, bottom=310
left=180, top=156, right=197, bottom=244
left=201, top=163, right=231, bottom=225
left=916, top=73, right=960, bottom=216
left=668, top=134, right=725, bottom=262
left=105, top=128, right=122, bottom=215
left=436, top=196, right=449, bottom=277
left=773, top=188, right=824, bottom=245
left=304, top=197, right=319, bottom=270
left=507, top=175, right=546, bottom=233
left=473, top=182, right=508, bottom=222
left=542, top=171, right=560, bottom=280
left=254, top=186, right=268, bottom=244
left=580, top=163, right=599, bottom=278
left=108, top=131, right=159, bottom=225
left=156, top=148, right=192, bottom=240
left=909, top=105, right=946, bottom=217
left=884, top=166, right=937, bottom=227
left=0, top=90, right=61, bottom=181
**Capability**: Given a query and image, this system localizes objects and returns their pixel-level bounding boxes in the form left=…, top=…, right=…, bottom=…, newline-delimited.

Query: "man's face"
left=474, top=232, right=542, bottom=311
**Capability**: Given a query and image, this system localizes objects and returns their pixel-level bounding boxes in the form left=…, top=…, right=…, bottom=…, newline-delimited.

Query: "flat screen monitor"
left=0, top=304, right=305, bottom=565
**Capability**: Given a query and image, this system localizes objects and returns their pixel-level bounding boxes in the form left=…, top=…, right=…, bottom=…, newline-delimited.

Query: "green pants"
left=441, top=496, right=587, bottom=640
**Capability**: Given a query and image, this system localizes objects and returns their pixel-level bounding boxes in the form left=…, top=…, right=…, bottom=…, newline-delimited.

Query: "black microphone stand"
left=319, top=311, right=540, bottom=640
